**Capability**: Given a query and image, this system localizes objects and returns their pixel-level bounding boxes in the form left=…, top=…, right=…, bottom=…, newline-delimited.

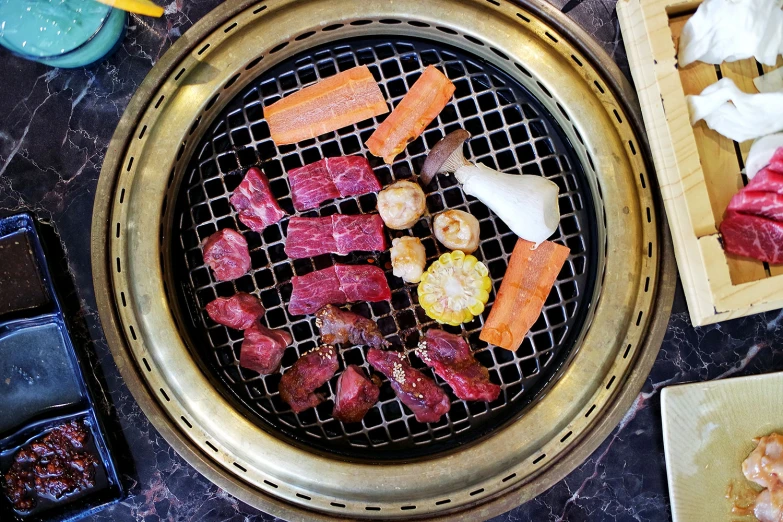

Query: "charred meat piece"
left=288, top=156, right=381, bottom=211
left=202, top=229, right=251, bottom=281
left=333, top=365, right=380, bottom=423
left=367, top=348, right=450, bottom=423
left=284, top=214, right=386, bottom=259
left=278, top=345, right=339, bottom=413
left=418, top=329, right=501, bottom=402
left=206, top=292, right=265, bottom=330
left=239, top=322, right=292, bottom=375
left=315, top=304, right=386, bottom=348
left=229, top=167, right=286, bottom=232
left=288, top=264, right=391, bottom=316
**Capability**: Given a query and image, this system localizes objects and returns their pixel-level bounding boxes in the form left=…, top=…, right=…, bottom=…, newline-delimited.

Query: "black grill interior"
left=171, top=36, right=597, bottom=460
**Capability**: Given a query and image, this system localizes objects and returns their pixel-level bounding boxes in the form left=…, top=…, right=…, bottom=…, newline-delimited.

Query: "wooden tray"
left=617, top=0, right=783, bottom=326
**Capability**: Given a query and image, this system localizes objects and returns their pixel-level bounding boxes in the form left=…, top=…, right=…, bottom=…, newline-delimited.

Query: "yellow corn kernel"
left=417, top=250, right=492, bottom=326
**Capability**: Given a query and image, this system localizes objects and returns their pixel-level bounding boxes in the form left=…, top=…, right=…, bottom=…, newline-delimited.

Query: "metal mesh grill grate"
left=172, top=37, right=597, bottom=459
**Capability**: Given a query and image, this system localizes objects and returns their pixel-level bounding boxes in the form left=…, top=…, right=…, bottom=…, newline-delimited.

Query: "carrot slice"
left=480, top=239, right=570, bottom=351
left=365, top=65, right=455, bottom=164
left=264, top=66, right=388, bottom=145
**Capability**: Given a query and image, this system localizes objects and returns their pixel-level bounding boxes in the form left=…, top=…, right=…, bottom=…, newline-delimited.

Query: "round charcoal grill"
left=92, top=0, right=675, bottom=519
left=174, top=37, right=597, bottom=459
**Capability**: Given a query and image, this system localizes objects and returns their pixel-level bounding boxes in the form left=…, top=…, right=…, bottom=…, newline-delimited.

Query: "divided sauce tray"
left=0, top=213, right=123, bottom=521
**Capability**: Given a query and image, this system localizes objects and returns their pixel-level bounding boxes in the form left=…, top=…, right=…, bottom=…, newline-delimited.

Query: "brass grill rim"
left=92, top=0, right=675, bottom=519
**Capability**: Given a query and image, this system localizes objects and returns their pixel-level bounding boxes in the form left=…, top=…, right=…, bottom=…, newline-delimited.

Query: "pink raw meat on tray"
left=202, top=229, right=251, bottom=281
left=367, top=348, right=450, bottom=424
left=288, top=156, right=381, bottom=211
left=727, top=191, right=783, bottom=222
left=720, top=211, right=783, bottom=264
left=230, top=167, right=286, bottom=233
left=278, top=345, right=339, bottom=413
left=746, top=168, right=783, bottom=195
left=332, top=365, right=380, bottom=423
left=239, top=322, right=293, bottom=375
left=284, top=214, right=386, bottom=258
left=288, top=264, right=391, bottom=316
left=418, top=329, right=501, bottom=402
left=206, top=292, right=265, bottom=330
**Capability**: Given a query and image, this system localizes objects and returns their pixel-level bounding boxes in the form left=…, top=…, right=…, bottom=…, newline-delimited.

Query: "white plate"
left=661, top=372, right=783, bottom=522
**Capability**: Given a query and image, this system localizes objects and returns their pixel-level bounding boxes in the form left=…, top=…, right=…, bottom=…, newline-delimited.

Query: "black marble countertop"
left=1, top=1, right=781, bottom=521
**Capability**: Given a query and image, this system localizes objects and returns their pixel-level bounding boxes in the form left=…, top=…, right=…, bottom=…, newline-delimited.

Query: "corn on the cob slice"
left=417, top=250, right=491, bottom=326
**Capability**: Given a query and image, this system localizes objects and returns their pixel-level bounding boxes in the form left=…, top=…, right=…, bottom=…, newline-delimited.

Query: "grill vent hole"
left=142, top=357, right=151, bottom=372
left=205, top=441, right=219, bottom=452
left=502, top=473, right=517, bottom=482
left=533, top=454, right=546, bottom=464
left=264, top=480, right=279, bottom=488
left=436, top=499, right=451, bottom=505
left=470, top=488, right=485, bottom=496
left=180, top=416, right=192, bottom=428
left=296, top=493, right=311, bottom=500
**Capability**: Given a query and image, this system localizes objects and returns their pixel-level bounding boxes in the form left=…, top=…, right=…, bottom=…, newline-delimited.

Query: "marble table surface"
left=1, top=1, right=781, bottom=521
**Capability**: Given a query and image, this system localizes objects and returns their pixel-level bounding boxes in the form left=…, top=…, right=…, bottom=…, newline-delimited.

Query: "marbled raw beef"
left=229, top=167, right=286, bottom=232
left=284, top=214, right=385, bottom=259
left=287, top=156, right=380, bottom=211
left=288, top=159, right=340, bottom=211
left=720, top=211, right=783, bottom=264
left=239, top=322, right=292, bottom=375
left=202, top=229, right=251, bottom=281
left=284, top=216, right=336, bottom=259
left=288, top=264, right=390, bottom=316
left=206, top=293, right=265, bottom=330
left=727, top=191, right=783, bottom=222
left=332, top=365, right=380, bottom=423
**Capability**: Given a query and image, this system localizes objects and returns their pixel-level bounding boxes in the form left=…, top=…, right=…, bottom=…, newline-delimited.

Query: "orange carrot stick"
left=365, top=65, right=455, bottom=164
left=480, top=239, right=570, bottom=351
left=264, top=65, right=388, bottom=145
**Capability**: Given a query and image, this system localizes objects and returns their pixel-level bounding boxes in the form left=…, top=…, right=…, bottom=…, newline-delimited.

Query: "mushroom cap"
left=420, top=129, right=471, bottom=186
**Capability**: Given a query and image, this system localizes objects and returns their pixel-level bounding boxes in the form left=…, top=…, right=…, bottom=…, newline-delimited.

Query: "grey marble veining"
left=0, top=1, right=781, bottom=521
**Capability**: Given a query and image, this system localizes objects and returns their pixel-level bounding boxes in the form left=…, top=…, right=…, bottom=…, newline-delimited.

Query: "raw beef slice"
left=327, top=156, right=382, bottom=196
left=288, top=266, right=346, bottom=316
left=720, top=211, right=783, bottom=264
left=334, top=264, right=391, bottom=302
left=284, top=214, right=386, bottom=259
left=288, top=264, right=391, bottom=316
left=284, top=216, right=336, bottom=259
left=229, top=167, right=286, bottom=232
left=727, top=191, right=783, bottom=222
left=206, top=293, right=265, bottom=330
left=333, top=365, right=380, bottom=423
left=332, top=214, right=386, bottom=254
left=239, top=322, right=292, bottom=375
left=288, top=160, right=340, bottom=211
left=202, top=229, right=251, bottom=281
left=746, top=168, right=783, bottom=195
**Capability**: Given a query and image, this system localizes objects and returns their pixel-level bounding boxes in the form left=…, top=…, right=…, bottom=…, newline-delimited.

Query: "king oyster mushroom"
left=421, top=130, right=560, bottom=247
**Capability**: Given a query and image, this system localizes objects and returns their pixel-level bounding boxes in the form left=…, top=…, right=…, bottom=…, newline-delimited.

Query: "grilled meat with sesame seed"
left=333, top=365, right=380, bottom=423
left=279, top=345, right=339, bottom=413
left=367, top=348, right=450, bottom=423
left=419, top=329, right=500, bottom=402
left=315, top=305, right=386, bottom=348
